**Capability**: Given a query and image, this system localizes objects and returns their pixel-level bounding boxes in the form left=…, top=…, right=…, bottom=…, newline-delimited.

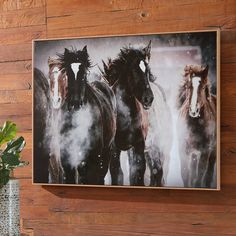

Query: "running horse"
left=54, top=46, right=116, bottom=185
left=102, top=42, right=154, bottom=186
left=178, top=65, right=216, bottom=188
left=47, top=57, right=68, bottom=183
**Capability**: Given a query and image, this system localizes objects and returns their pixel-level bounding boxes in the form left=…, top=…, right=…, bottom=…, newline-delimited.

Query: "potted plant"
left=0, top=121, right=28, bottom=235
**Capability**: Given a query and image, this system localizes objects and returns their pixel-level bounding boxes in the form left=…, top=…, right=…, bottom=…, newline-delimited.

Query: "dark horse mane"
left=178, top=65, right=216, bottom=121
left=48, top=57, right=62, bottom=69
left=56, top=46, right=92, bottom=73
left=101, top=45, right=150, bottom=86
left=55, top=46, right=93, bottom=109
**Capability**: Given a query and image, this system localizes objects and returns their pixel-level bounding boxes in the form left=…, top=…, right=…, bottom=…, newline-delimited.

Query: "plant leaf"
left=3, top=136, right=26, bottom=154
left=0, top=169, right=10, bottom=187
left=1, top=153, right=20, bottom=167
left=19, top=161, right=29, bottom=167
left=0, top=121, right=17, bottom=146
left=0, top=121, right=28, bottom=187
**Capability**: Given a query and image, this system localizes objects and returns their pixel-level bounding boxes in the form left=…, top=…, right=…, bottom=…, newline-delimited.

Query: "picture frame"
left=32, top=29, right=220, bottom=190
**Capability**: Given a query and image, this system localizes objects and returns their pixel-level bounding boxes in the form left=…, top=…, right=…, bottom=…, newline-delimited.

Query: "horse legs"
left=162, top=154, right=170, bottom=186
left=77, top=157, right=102, bottom=185
left=180, top=153, right=190, bottom=188
left=60, top=149, right=75, bottom=184
left=77, top=160, right=88, bottom=184
left=129, top=142, right=146, bottom=186
left=204, top=150, right=216, bottom=188
left=62, top=164, right=76, bottom=184
left=97, top=146, right=113, bottom=185
left=90, top=147, right=111, bottom=185
left=79, top=146, right=112, bottom=185
left=195, top=152, right=208, bottom=188
left=48, top=153, right=65, bottom=184
left=145, top=151, right=164, bottom=187
left=110, top=144, right=123, bottom=185
left=189, top=151, right=201, bottom=187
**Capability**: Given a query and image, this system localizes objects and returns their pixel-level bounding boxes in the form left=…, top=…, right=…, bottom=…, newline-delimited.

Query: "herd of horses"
left=34, top=41, right=217, bottom=188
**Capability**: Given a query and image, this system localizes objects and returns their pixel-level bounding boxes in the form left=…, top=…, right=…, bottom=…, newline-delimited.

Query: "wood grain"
left=46, top=0, right=236, bottom=38
left=0, top=25, right=46, bottom=45
left=0, top=73, right=32, bottom=90
left=0, top=7, right=45, bottom=29
left=0, top=43, right=32, bottom=62
left=0, top=89, right=31, bottom=103
left=0, top=60, right=32, bottom=74
left=0, top=0, right=235, bottom=235
left=0, top=0, right=45, bottom=12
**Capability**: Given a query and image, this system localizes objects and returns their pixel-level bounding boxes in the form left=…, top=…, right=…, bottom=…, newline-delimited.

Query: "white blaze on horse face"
left=139, top=60, right=146, bottom=73
left=189, top=76, right=201, bottom=118
left=71, top=62, right=81, bottom=80
left=51, top=66, right=61, bottom=109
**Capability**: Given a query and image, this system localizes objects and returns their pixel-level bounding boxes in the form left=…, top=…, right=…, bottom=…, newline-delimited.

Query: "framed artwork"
left=33, top=30, right=220, bottom=190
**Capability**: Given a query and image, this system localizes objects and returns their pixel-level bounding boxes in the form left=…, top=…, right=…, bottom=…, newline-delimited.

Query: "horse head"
left=58, top=46, right=91, bottom=110
left=103, top=41, right=154, bottom=110
left=126, top=41, right=154, bottom=109
left=183, top=65, right=210, bottom=118
left=48, top=57, right=68, bottom=109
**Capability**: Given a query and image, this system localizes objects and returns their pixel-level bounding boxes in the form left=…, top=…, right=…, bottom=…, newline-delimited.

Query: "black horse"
left=56, top=46, right=116, bottom=185
left=33, top=68, right=51, bottom=183
left=102, top=41, right=154, bottom=186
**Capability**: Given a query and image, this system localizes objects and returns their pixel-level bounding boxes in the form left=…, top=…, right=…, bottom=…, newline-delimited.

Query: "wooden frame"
left=32, top=29, right=220, bottom=190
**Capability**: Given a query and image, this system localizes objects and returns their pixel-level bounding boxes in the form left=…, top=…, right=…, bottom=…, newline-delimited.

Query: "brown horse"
left=48, top=57, right=68, bottom=110
left=46, top=57, right=68, bottom=183
left=178, top=65, right=216, bottom=188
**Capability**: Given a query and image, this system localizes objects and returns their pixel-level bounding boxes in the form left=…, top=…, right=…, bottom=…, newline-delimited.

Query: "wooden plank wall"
left=0, top=0, right=235, bottom=235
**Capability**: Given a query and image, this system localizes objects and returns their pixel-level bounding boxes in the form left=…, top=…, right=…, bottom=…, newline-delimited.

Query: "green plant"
left=0, top=121, right=28, bottom=187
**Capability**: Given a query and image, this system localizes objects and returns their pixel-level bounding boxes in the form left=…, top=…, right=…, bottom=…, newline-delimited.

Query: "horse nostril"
left=147, top=95, right=153, bottom=104
left=150, top=95, right=154, bottom=104
left=144, top=96, right=150, bottom=105
left=58, top=97, right=61, bottom=102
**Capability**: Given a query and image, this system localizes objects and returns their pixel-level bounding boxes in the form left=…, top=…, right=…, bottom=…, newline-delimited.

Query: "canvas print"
left=33, top=30, right=220, bottom=189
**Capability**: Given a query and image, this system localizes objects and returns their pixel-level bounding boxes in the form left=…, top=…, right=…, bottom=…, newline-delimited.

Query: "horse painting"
left=52, top=46, right=117, bottom=185
left=102, top=41, right=156, bottom=186
left=178, top=65, right=216, bottom=188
